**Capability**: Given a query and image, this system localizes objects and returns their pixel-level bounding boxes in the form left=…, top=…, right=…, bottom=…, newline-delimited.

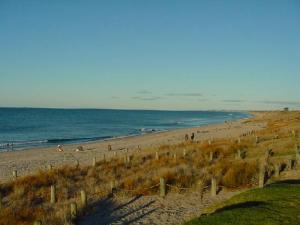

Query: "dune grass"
left=0, top=141, right=261, bottom=225
left=184, top=180, right=300, bottom=225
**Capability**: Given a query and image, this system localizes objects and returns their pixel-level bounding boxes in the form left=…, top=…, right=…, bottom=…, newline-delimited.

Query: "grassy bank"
left=185, top=180, right=300, bottom=225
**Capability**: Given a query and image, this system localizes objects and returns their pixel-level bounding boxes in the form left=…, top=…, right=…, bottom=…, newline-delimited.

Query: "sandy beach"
left=0, top=113, right=265, bottom=181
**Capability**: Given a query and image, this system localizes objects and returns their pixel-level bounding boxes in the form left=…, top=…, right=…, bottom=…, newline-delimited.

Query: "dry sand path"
left=0, top=117, right=264, bottom=181
left=78, top=188, right=240, bottom=225
left=78, top=168, right=300, bottom=225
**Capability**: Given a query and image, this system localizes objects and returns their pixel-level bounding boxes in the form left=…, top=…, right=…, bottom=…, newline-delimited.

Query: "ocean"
left=0, top=108, right=250, bottom=151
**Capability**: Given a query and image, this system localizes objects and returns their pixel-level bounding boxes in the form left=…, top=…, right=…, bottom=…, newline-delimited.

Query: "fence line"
left=0, top=134, right=297, bottom=225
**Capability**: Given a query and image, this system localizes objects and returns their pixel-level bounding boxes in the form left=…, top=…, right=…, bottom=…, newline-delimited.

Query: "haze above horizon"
left=0, top=1, right=299, bottom=110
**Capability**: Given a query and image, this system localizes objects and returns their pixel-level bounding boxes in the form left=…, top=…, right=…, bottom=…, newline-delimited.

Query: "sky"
left=0, top=0, right=299, bottom=111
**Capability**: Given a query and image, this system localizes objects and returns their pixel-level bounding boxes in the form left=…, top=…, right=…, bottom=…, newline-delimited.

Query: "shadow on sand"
left=77, top=195, right=158, bottom=225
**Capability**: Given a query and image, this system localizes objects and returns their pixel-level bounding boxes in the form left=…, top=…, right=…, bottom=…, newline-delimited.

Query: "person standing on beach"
left=185, top=134, right=189, bottom=141
left=191, top=133, right=195, bottom=141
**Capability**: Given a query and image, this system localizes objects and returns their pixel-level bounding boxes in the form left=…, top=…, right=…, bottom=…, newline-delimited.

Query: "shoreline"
left=0, top=111, right=253, bottom=152
left=0, top=113, right=262, bottom=181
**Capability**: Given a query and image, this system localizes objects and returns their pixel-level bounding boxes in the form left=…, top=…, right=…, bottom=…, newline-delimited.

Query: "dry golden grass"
left=0, top=111, right=299, bottom=225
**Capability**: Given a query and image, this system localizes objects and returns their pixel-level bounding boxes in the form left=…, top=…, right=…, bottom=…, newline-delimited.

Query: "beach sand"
left=78, top=186, right=242, bottom=225
left=0, top=113, right=265, bottom=181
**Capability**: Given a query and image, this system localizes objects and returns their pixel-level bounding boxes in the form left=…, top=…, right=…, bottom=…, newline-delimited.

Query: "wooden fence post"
left=110, top=180, right=115, bottom=193
left=70, top=202, right=77, bottom=220
left=124, top=154, right=127, bottom=164
left=80, top=190, right=87, bottom=207
left=209, top=151, right=213, bottom=161
left=33, top=221, right=42, bottom=225
left=50, top=185, right=56, bottom=204
left=75, top=159, right=79, bottom=168
left=265, top=149, right=273, bottom=161
left=0, top=192, right=2, bottom=210
left=274, top=163, right=280, bottom=177
left=236, top=149, right=241, bottom=159
left=197, top=180, right=204, bottom=202
left=12, top=170, right=17, bottom=179
left=160, top=178, right=166, bottom=197
left=155, top=152, right=159, bottom=160
left=255, top=136, right=259, bottom=144
left=47, top=164, right=52, bottom=170
left=286, top=159, right=293, bottom=170
left=259, top=163, right=265, bottom=188
left=295, top=144, right=299, bottom=165
left=211, top=177, right=217, bottom=197
left=92, top=157, right=96, bottom=167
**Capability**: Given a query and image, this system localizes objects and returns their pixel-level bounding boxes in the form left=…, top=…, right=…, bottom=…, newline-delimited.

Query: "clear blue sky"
left=0, top=0, right=299, bottom=110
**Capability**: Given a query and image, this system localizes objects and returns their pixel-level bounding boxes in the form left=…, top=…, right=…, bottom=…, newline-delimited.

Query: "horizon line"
left=0, top=106, right=293, bottom=112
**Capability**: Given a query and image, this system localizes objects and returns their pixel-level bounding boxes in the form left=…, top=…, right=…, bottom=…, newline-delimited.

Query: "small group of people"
left=185, top=132, right=195, bottom=141
left=0, top=143, right=14, bottom=151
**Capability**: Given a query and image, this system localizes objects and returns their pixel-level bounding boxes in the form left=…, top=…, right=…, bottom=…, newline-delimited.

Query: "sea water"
left=0, top=108, right=250, bottom=151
